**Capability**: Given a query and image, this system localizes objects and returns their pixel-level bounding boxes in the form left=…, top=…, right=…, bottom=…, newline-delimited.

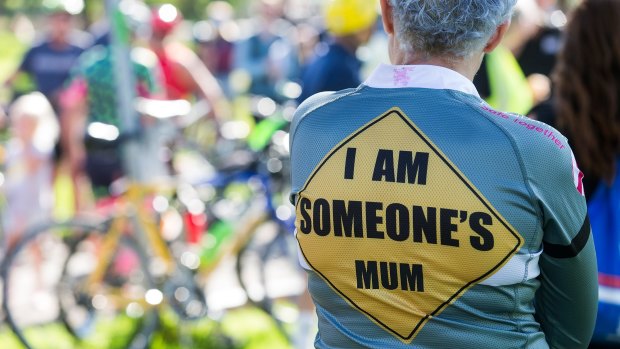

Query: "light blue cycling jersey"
left=290, top=64, right=598, bottom=349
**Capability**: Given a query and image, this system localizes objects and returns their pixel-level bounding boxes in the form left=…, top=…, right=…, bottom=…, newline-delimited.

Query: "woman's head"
left=385, top=0, right=516, bottom=60
left=554, top=0, right=620, bottom=182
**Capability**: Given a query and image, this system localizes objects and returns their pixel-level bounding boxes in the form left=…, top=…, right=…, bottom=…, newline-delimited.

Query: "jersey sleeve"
left=525, top=138, right=598, bottom=348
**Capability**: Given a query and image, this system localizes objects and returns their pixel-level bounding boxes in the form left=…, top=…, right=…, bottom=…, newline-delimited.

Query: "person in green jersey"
left=60, top=0, right=164, bottom=203
left=289, top=0, right=598, bottom=348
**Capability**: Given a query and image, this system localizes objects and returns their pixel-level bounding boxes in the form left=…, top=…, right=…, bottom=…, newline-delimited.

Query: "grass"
left=0, top=307, right=291, bottom=349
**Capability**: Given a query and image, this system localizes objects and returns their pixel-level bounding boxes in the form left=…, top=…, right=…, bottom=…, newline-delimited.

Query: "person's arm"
left=59, top=78, right=88, bottom=177
left=3, top=48, right=33, bottom=88
left=167, top=43, right=230, bottom=121
left=532, top=148, right=598, bottom=349
left=3, top=70, right=21, bottom=89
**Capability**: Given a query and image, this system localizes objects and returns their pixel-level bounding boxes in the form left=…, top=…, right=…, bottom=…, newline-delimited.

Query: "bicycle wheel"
left=235, top=219, right=306, bottom=341
left=0, top=220, right=99, bottom=349
left=57, top=220, right=159, bottom=349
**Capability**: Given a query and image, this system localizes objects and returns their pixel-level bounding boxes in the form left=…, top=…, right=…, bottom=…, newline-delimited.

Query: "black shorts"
left=84, top=136, right=124, bottom=194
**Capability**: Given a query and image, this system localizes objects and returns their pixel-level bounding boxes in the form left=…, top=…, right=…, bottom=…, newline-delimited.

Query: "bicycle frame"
left=84, top=182, right=176, bottom=297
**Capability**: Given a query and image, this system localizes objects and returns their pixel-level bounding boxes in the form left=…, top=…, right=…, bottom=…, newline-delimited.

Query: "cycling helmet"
left=151, top=3, right=183, bottom=35
left=323, top=0, right=378, bottom=36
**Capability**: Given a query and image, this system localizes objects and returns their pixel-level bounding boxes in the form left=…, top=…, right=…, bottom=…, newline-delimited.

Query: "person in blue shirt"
left=4, top=1, right=91, bottom=108
left=297, top=0, right=377, bottom=104
left=233, top=0, right=298, bottom=102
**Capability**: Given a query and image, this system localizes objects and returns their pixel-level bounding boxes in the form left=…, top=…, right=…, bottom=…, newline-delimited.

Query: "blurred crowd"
left=0, top=0, right=608, bottom=251
left=0, top=0, right=614, bottom=261
left=1, top=0, right=581, bottom=220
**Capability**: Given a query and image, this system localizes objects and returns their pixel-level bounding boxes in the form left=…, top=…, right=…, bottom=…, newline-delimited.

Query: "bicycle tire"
left=57, top=219, right=159, bottom=349
left=0, top=219, right=108, bottom=349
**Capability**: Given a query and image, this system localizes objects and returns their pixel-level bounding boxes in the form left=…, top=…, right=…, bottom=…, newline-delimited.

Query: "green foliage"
left=0, top=307, right=290, bottom=349
left=0, top=0, right=249, bottom=20
left=151, top=309, right=240, bottom=349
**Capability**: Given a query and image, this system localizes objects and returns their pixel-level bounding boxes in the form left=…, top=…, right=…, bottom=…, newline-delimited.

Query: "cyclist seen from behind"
left=290, top=0, right=598, bottom=348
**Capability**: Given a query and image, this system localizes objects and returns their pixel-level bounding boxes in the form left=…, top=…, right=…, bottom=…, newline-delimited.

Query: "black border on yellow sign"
left=296, top=108, right=523, bottom=341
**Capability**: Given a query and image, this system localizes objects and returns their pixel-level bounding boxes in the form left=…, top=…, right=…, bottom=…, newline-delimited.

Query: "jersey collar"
left=363, top=63, right=480, bottom=98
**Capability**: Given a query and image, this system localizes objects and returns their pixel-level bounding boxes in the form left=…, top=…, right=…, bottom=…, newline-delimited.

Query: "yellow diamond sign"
left=295, top=108, right=523, bottom=342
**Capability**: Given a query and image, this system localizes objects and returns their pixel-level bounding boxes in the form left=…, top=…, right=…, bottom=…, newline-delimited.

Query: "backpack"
left=590, top=160, right=620, bottom=344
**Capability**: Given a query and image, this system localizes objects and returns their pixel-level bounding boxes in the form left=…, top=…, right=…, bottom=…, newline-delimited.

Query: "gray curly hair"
left=389, top=0, right=517, bottom=59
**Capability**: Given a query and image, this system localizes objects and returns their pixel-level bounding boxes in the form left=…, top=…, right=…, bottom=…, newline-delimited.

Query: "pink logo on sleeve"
left=571, top=152, right=585, bottom=196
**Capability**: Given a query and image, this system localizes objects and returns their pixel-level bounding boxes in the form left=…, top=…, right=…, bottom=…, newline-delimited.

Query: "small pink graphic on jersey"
left=571, top=152, right=585, bottom=196
left=393, top=67, right=415, bottom=87
left=481, top=105, right=566, bottom=150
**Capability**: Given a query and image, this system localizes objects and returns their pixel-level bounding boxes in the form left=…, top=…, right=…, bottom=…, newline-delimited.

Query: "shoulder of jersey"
left=476, top=102, right=570, bottom=154
left=471, top=101, right=580, bottom=195
left=292, top=88, right=359, bottom=130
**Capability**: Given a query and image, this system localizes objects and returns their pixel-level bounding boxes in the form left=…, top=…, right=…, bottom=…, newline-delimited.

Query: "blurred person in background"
left=193, top=1, right=237, bottom=97
left=512, top=0, right=574, bottom=107
left=149, top=3, right=229, bottom=120
left=516, top=0, right=568, bottom=80
left=233, top=0, right=299, bottom=102
left=294, top=22, right=322, bottom=72
left=290, top=0, right=598, bottom=348
left=528, top=0, right=618, bottom=201
left=3, top=0, right=91, bottom=109
left=527, top=3, right=620, bottom=345
left=3, top=92, right=59, bottom=251
left=296, top=0, right=377, bottom=104
left=60, top=0, right=164, bottom=204
left=193, top=20, right=235, bottom=98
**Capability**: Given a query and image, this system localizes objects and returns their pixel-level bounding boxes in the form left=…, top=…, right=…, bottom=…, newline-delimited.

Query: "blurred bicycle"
left=0, top=96, right=304, bottom=349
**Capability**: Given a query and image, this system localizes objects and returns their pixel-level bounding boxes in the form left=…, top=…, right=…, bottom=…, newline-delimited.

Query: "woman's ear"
left=484, top=20, right=511, bottom=53
left=380, top=0, right=395, bottom=36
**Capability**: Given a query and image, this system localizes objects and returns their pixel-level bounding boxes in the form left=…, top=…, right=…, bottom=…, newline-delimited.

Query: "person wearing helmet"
left=290, top=0, right=597, bottom=348
left=297, top=0, right=377, bottom=103
left=149, top=3, right=229, bottom=120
